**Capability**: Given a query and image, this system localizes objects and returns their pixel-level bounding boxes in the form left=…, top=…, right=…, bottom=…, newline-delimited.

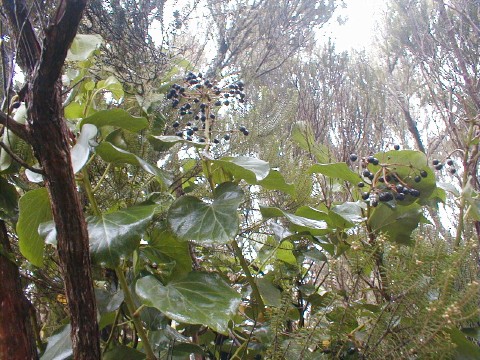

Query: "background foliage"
left=0, top=0, right=479, bottom=359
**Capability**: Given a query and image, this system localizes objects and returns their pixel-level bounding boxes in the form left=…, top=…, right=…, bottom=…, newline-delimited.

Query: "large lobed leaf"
left=17, top=188, right=52, bottom=267
left=168, top=182, right=244, bottom=245
left=95, top=142, right=172, bottom=186
left=135, top=272, right=241, bottom=333
left=81, top=109, right=148, bottom=133
left=89, top=205, right=156, bottom=267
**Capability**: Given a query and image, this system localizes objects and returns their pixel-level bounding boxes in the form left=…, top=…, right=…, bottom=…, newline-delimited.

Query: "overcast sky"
left=319, top=0, right=385, bottom=51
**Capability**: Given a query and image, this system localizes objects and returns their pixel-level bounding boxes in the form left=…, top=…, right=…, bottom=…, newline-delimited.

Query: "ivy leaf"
left=309, top=162, right=361, bottom=184
left=143, top=226, right=192, bottom=282
left=148, top=135, right=207, bottom=151
left=40, top=325, right=72, bottom=360
left=89, top=205, right=156, bottom=267
left=260, top=206, right=329, bottom=235
left=135, top=272, right=241, bottom=333
left=212, top=156, right=270, bottom=184
left=258, top=170, right=295, bottom=195
left=168, top=182, right=244, bottom=245
left=81, top=109, right=148, bottom=133
left=96, top=142, right=172, bottom=186
left=0, top=177, right=18, bottom=220
left=71, top=124, right=97, bottom=173
left=447, top=327, right=480, bottom=360
left=368, top=203, right=423, bottom=245
left=67, top=34, right=102, bottom=61
left=103, top=346, right=145, bottom=360
left=17, top=188, right=52, bottom=267
left=256, top=278, right=282, bottom=307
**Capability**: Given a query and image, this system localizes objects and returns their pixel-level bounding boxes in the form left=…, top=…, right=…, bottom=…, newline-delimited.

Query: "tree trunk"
left=0, top=220, right=38, bottom=360
left=1, top=0, right=101, bottom=358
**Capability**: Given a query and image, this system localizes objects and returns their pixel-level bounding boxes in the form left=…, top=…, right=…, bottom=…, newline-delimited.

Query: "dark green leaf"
left=81, top=109, right=148, bottom=132
left=0, top=177, right=18, bottom=220
left=447, top=327, right=480, bottom=360
left=148, top=135, right=207, bottom=151
left=89, top=205, right=156, bottom=267
left=40, top=325, right=72, bottom=360
left=17, top=188, right=52, bottom=267
left=168, top=182, right=243, bottom=245
left=143, top=226, right=192, bottom=282
left=368, top=203, right=423, bottom=244
left=461, top=327, right=480, bottom=340
left=213, top=156, right=270, bottom=184
left=256, top=278, right=282, bottom=307
left=258, top=170, right=295, bottom=195
left=95, top=142, right=172, bottom=186
left=309, top=162, right=361, bottom=184
left=136, top=272, right=241, bottom=333
left=103, top=345, right=145, bottom=360
left=260, top=206, right=329, bottom=235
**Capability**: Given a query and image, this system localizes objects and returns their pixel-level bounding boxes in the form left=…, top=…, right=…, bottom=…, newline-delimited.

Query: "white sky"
left=319, top=0, right=385, bottom=51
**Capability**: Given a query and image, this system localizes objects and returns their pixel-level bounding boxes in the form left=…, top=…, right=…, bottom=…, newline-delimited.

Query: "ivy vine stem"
left=232, top=240, right=265, bottom=317
left=115, top=266, right=157, bottom=360
left=81, top=166, right=157, bottom=359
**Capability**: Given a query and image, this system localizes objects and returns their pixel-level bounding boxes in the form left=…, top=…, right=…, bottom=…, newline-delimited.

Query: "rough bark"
left=1, top=0, right=101, bottom=358
left=0, top=220, right=38, bottom=360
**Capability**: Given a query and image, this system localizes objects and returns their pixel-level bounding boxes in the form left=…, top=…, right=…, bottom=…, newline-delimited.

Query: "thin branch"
left=0, top=140, right=43, bottom=174
left=0, top=110, right=30, bottom=142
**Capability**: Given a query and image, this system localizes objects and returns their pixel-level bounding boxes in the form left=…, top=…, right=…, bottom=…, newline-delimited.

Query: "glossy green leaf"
left=103, top=346, right=145, bottom=360
left=303, top=248, right=327, bottom=263
left=168, top=182, right=244, bottom=245
left=135, top=272, right=241, bottom=333
left=148, top=135, right=207, bottom=151
left=309, top=162, right=361, bottom=184
left=447, top=327, right=480, bottom=360
left=17, top=188, right=52, bottom=267
left=256, top=278, right=282, bottom=307
left=260, top=206, right=328, bottom=234
left=368, top=203, right=423, bottom=244
left=40, top=325, right=72, bottom=360
left=88, top=205, right=156, bottom=267
left=461, top=327, right=480, bottom=340
left=0, top=177, right=18, bottom=220
left=70, top=124, right=97, bottom=173
left=95, top=142, right=172, bottom=186
left=143, top=226, right=192, bottom=282
left=258, top=169, right=295, bottom=195
left=67, top=34, right=102, bottom=61
left=81, top=109, right=148, bottom=133
left=213, top=156, right=270, bottom=184
left=329, top=201, right=366, bottom=228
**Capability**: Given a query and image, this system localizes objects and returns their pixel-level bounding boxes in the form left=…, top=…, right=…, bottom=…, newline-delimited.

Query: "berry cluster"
left=350, top=150, right=426, bottom=207
left=166, top=72, right=248, bottom=143
left=432, top=158, right=456, bottom=174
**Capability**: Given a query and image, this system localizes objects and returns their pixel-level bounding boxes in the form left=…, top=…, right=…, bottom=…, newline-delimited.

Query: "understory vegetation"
left=0, top=0, right=479, bottom=359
